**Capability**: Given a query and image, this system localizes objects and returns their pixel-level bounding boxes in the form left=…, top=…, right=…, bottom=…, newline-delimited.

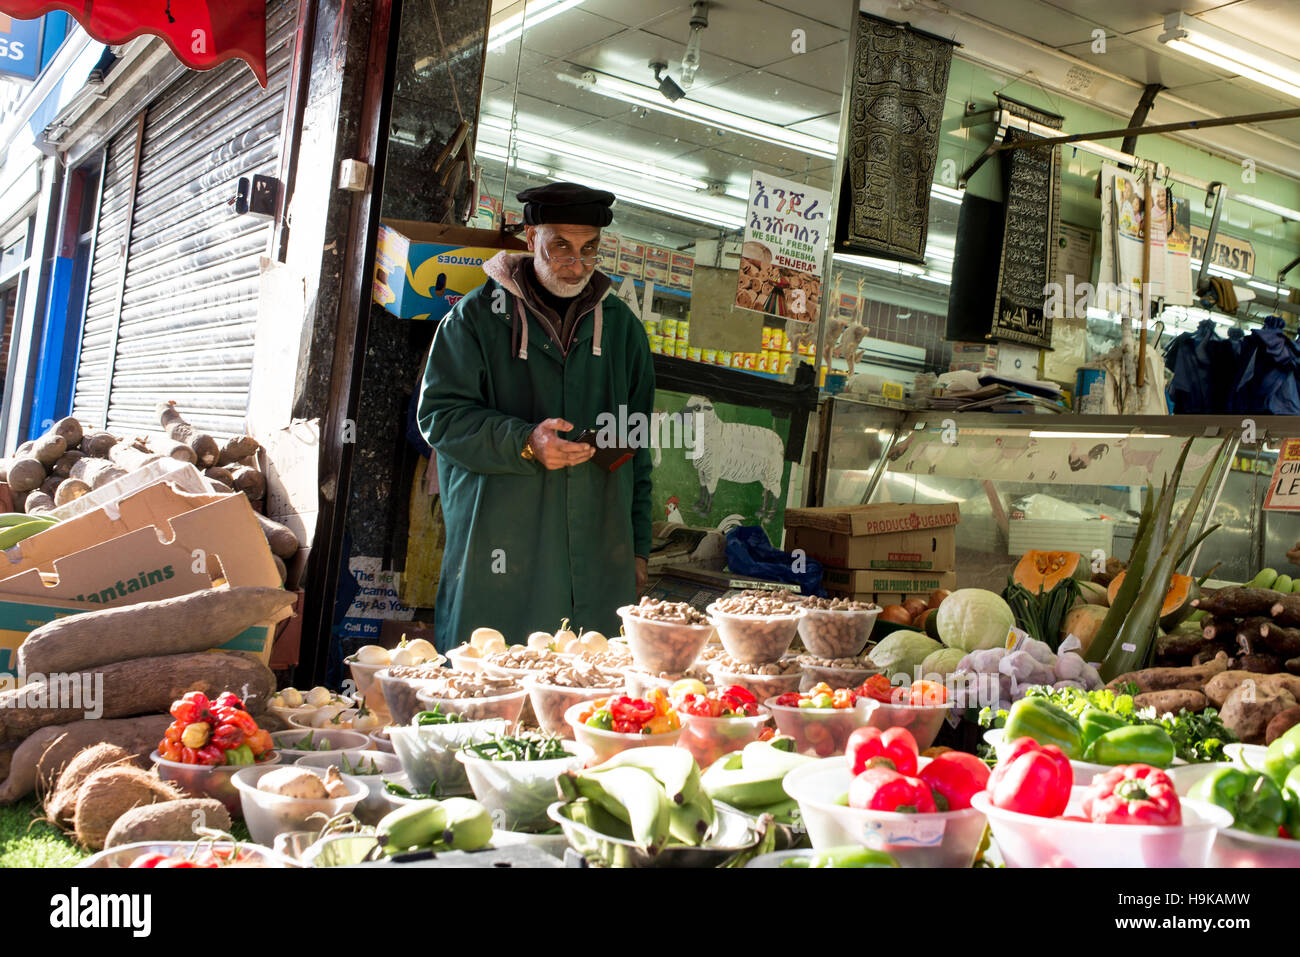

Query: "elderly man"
left=417, top=183, right=655, bottom=649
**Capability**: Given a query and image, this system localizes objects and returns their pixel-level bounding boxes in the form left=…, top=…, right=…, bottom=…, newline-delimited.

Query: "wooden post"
left=1138, top=173, right=1152, bottom=387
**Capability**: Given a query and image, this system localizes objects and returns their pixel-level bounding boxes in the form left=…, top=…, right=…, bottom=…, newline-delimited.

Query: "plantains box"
left=821, top=567, right=957, bottom=600
left=0, top=483, right=289, bottom=675
left=784, top=503, right=959, bottom=570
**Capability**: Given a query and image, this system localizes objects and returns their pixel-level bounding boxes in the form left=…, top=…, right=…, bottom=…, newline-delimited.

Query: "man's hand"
left=635, top=556, right=649, bottom=593
left=1288, top=542, right=1300, bottom=567
left=530, top=418, right=595, bottom=469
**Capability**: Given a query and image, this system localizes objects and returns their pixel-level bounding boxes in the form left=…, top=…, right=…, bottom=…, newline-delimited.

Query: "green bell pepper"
left=1284, top=766, right=1300, bottom=840
left=798, top=846, right=900, bottom=868
left=1087, top=725, right=1176, bottom=768
left=1263, top=724, right=1300, bottom=789
left=1079, top=707, right=1129, bottom=752
left=222, top=743, right=255, bottom=766
left=1188, top=767, right=1286, bottom=836
left=1003, top=697, right=1084, bottom=759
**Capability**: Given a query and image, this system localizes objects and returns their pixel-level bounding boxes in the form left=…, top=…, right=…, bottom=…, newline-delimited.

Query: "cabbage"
left=935, top=589, right=1016, bottom=652
left=867, top=631, right=943, bottom=682
left=921, top=647, right=966, bottom=679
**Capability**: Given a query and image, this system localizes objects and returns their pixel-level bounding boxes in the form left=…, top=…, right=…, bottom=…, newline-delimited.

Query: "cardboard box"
left=643, top=245, right=670, bottom=283
left=616, top=241, right=645, bottom=280
left=821, top=567, right=957, bottom=597
left=784, top=503, right=960, bottom=571
left=0, top=483, right=289, bottom=674
left=372, top=220, right=523, bottom=321
left=670, top=252, right=694, bottom=290
left=598, top=232, right=621, bottom=274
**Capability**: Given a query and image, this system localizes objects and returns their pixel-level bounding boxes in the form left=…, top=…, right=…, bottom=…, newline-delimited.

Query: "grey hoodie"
left=482, top=250, right=613, bottom=359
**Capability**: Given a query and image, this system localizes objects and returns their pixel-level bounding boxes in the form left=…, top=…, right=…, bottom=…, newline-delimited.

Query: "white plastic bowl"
left=296, top=749, right=403, bottom=825
left=971, top=788, right=1232, bottom=868
left=676, top=709, right=772, bottom=768
left=150, top=749, right=283, bottom=819
left=782, top=756, right=988, bottom=868
left=983, top=728, right=1113, bottom=787
left=857, top=698, right=951, bottom=752
left=456, top=743, right=584, bottom=832
left=386, top=718, right=509, bottom=796
left=231, top=764, right=367, bottom=846
left=709, top=661, right=803, bottom=702
left=414, top=686, right=528, bottom=724
left=1224, top=743, right=1269, bottom=771
left=373, top=666, right=451, bottom=725
left=764, top=696, right=859, bottom=758
left=564, top=700, right=682, bottom=766
left=270, top=729, right=370, bottom=766
left=1166, top=760, right=1300, bottom=868
left=796, top=605, right=880, bottom=658
left=1165, top=762, right=1230, bottom=797
left=707, top=602, right=805, bottom=665
left=79, top=840, right=298, bottom=869
left=446, top=645, right=485, bottom=673
left=367, top=728, right=395, bottom=753
left=344, top=657, right=389, bottom=701
left=618, top=604, right=714, bottom=674
left=524, top=676, right=621, bottom=738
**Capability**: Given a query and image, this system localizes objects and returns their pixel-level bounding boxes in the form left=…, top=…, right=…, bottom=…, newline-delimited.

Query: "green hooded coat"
left=417, top=252, right=655, bottom=650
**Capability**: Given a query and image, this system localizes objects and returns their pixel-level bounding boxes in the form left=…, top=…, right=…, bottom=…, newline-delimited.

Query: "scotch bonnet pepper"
left=1081, top=764, right=1181, bottom=826
left=1002, top=697, right=1084, bottom=760
left=1264, top=724, right=1300, bottom=790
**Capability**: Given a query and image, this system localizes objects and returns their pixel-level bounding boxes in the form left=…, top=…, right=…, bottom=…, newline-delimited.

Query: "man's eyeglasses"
left=539, top=244, right=600, bottom=267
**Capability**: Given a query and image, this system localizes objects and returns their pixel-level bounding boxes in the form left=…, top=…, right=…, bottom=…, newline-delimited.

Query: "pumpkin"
left=1012, top=550, right=1088, bottom=593
left=1105, top=571, right=1199, bottom=629
left=1059, top=604, right=1109, bottom=655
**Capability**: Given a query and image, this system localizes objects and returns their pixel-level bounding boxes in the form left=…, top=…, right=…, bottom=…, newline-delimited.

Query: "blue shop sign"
left=0, top=13, right=44, bottom=81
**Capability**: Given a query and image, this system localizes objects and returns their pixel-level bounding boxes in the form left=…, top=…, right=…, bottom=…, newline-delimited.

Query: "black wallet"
left=573, top=429, right=636, bottom=472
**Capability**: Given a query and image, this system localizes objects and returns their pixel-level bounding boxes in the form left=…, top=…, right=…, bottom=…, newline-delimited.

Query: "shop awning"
left=0, top=1, right=268, bottom=86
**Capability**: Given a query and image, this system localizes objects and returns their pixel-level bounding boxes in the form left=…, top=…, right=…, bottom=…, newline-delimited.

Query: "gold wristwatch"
left=521, top=438, right=536, bottom=461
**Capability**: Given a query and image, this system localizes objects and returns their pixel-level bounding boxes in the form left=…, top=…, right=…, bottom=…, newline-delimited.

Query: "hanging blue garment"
left=1231, top=316, right=1300, bottom=414
left=1163, top=319, right=1221, bottom=413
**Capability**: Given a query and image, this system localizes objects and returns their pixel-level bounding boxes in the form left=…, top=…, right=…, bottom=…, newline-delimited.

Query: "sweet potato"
left=72, top=766, right=180, bottom=849
left=1134, top=690, right=1208, bottom=714
left=105, top=798, right=230, bottom=848
left=158, top=401, right=219, bottom=467
left=17, top=585, right=295, bottom=676
left=256, top=512, right=300, bottom=558
left=1105, top=653, right=1230, bottom=694
left=0, top=652, right=275, bottom=744
left=1204, top=671, right=1300, bottom=709
left=1220, top=684, right=1298, bottom=745
left=0, top=714, right=169, bottom=805
left=1266, top=706, right=1300, bottom=745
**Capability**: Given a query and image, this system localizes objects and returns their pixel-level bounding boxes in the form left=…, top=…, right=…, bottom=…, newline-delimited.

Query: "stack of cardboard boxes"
left=783, top=502, right=959, bottom=606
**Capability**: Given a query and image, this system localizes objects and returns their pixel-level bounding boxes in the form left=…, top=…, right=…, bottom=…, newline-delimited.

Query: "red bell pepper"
left=917, top=751, right=990, bottom=811
left=1081, top=764, right=1182, bottom=826
left=848, top=766, right=937, bottom=813
left=987, top=736, right=1073, bottom=818
left=845, top=726, right=919, bottom=777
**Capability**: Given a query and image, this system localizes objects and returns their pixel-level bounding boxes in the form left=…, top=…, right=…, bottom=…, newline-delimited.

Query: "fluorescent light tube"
left=488, top=0, right=588, bottom=52
left=1160, top=12, right=1300, bottom=102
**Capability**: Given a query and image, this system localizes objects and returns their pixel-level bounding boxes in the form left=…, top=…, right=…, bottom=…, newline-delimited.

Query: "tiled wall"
left=859, top=299, right=953, bottom=370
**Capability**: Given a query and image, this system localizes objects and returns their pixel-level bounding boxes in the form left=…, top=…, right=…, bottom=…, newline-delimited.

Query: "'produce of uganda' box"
left=820, top=567, right=958, bottom=601
left=783, top=503, right=959, bottom=571
left=0, top=483, right=289, bottom=675
left=373, top=220, right=523, bottom=320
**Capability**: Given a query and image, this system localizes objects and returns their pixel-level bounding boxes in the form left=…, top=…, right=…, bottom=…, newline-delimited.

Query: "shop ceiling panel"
left=1198, top=0, right=1300, bottom=54
left=1159, top=78, right=1299, bottom=124
left=1053, top=34, right=1235, bottom=90
left=518, top=9, right=627, bottom=59
left=1034, top=0, right=1234, bottom=36
left=696, top=70, right=843, bottom=125
left=934, top=0, right=1097, bottom=47
left=764, top=40, right=850, bottom=94
left=482, top=82, right=620, bottom=128
left=563, top=28, right=751, bottom=89
left=671, top=139, right=821, bottom=181
left=765, top=0, right=855, bottom=30
left=554, top=115, right=727, bottom=164
left=485, top=43, right=553, bottom=84
left=638, top=2, right=843, bottom=69
left=581, top=0, right=692, bottom=28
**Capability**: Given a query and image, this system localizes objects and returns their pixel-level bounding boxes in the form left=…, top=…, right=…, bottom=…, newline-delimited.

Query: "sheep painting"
left=681, top=395, right=786, bottom=523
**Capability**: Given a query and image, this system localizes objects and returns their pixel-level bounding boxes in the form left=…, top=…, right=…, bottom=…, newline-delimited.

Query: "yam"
left=7, top=457, right=46, bottom=493
left=204, top=466, right=235, bottom=487
left=52, top=449, right=83, bottom=478
left=1220, top=684, right=1298, bottom=745
left=0, top=714, right=169, bottom=805
left=90, top=465, right=128, bottom=490
left=158, top=401, right=219, bottom=467
left=51, top=416, right=84, bottom=449
left=1134, top=690, right=1208, bottom=714
left=1193, top=586, right=1284, bottom=619
left=1235, top=653, right=1285, bottom=674
left=107, top=440, right=162, bottom=472
left=18, top=586, right=295, bottom=677
left=1258, top=622, right=1300, bottom=658
left=0, top=652, right=276, bottom=744
left=1106, top=653, right=1230, bottom=694
left=217, top=435, right=262, bottom=467
left=256, top=512, right=300, bottom=558
left=46, top=743, right=135, bottom=828
left=31, top=433, right=66, bottom=468
left=24, top=490, right=55, bottom=514
left=258, top=767, right=327, bottom=799
left=230, top=465, right=266, bottom=502
left=38, top=475, right=61, bottom=499
left=15, top=440, right=34, bottom=457
left=72, top=766, right=180, bottom=850
left=207, top=478, right=234, bottom=494
left=1266, top=706, right=1300, bottom=745
left=105, top=798, right=231, bottom=849
left=79, top=430, right=117, bottom=458
left=157, top=439, right=196, bottom=464
left=53, top=477, right=91, bottom=506
left=272, top=553, right=287, bottom=586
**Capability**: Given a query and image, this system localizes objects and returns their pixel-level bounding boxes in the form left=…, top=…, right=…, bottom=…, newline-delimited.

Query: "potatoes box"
left=0, top=483, right=290, bottom=675
left=372, top=220, right=524, bottom=321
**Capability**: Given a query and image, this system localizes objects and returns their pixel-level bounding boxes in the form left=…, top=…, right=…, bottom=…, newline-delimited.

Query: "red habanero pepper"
left=848, top=767, right=937, bottom=813
left=845, top=726, right=919, bottom=777
left=211, top=723, right=245, bottom=752
left=774, top=692, right=801, bottom=708
left=214, top=692, right=245, bottom=712
left=1081, top=764, right=1182, bottom=826
left=195, top=744, right=225, bottom=767
left=987, top=737, right=1073, bottom=818
left=215, top=708, right=259, bottom=739
left=917, top=751, right=991, bottom=811
left=857, top=674, right=895, bottom=704
left=169, top=691, right=212, bottom=726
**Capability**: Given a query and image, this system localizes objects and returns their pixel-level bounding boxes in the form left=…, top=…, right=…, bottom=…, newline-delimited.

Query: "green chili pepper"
left=1088, top=725, right=1176, bottom=768
left=415, top=706, right=464, bottom=726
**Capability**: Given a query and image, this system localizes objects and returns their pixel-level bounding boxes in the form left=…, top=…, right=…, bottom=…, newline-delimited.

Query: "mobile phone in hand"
left=573, top=429, right=635, bottom=472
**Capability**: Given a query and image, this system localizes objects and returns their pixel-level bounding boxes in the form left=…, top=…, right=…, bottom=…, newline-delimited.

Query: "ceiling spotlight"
left=651, top=61, right=685, bottom=102
left=680, top=1, right=709, bottom=90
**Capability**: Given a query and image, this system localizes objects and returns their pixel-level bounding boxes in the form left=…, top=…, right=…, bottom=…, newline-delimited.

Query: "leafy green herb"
left=339, top=753, right=381, bottom=776
left=1001, top=578, right=1081, bottom=652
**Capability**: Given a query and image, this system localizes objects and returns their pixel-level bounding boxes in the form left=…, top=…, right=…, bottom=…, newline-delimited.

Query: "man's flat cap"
left=517, top=182, right=615, bottom=227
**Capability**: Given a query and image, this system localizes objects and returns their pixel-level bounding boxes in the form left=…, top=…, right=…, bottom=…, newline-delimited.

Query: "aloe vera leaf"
left=1086, top=481, right=1165, bottom=664
left=1176, top=523, right=1221, bottom=571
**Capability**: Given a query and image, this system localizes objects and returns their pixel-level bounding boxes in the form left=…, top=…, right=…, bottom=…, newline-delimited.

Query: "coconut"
left=72, top=766, right=181, bottom=850
left=44, top=743, right=137, bottom=830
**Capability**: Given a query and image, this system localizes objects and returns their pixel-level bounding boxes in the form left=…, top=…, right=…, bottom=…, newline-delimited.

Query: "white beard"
left=534, top=259, right=593, bottom=298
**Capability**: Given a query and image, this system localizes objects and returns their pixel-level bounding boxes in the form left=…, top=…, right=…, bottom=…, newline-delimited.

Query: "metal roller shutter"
left=72, top=0, right=295, bottom=440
